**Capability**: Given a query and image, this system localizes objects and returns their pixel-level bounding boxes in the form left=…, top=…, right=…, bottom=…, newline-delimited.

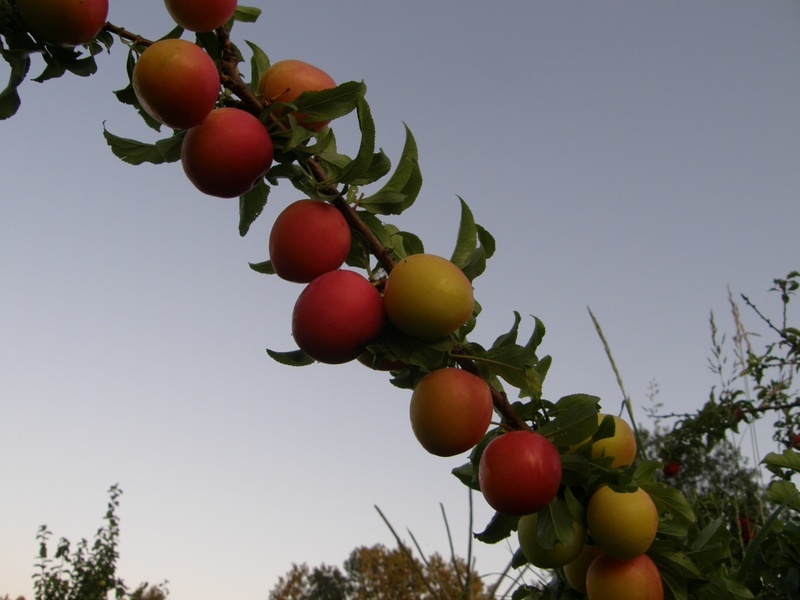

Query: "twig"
left=587, top=307, right=646, bottom=462
left=374, top=505, right=444, bottom=600
left=440, top=503, right=464, bottom=593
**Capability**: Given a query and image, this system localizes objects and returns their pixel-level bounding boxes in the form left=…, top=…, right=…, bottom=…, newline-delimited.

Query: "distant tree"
left=640, top=423, right=764, bottom=548
left=33, top=485, right=168, bottom=600
left=269, top=543, right=484, bottom=600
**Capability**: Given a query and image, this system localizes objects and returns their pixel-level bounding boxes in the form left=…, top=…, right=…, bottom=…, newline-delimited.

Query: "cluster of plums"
left=268, top=199, right=475, bottom=365
left=271, top=195, right=664, bottom=598
left=16, top=1, right=667, bottom=596
left=131, top=2, right=336, bottom=199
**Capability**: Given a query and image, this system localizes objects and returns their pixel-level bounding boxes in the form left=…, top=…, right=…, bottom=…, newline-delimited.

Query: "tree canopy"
left=269, top=544, right=484, bottom=600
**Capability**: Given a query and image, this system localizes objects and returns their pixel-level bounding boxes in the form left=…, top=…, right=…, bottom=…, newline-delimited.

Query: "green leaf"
left=762, top=448, right=800, bottom=474
left=390, top=230, right=424, bottom=260
left=291, top=80, right=365, bottom=124
left=248, top=260, right=274, bottom=275
left=451, top=462, right=475, bottom=489
left=477, top=224, right=496, bottom=259
left=451, top=196, right=478, bottom=268
left=233, top=5, right=262, bottom=22
left=639, top=480, right=696, bottom=526
left=266, top=348, right=315, bottom=367
left=492, top=312, right=521, bottom=348
left=102, top=126, right=185, bottom=166
left=0, top=52, right=28, bottom=120
left=559, top=453, right=592, bottom=487
left=449, top=197, right=494, bottom=281
left=353, top=211, right=397, bottom=255
left=526, top=316, right=546, bottom=352
left=469, top=343, right=541, bottom=398
left=474, top=511, right=517, bottom=545
left=765, top=480, right=800, bottom=511
left=337, top=94, right=382, bottom=185
left=377, top=322, right=452, bottom=370
left=536, top=500, right=578, bottom=549
left=690, top=518, right=725, bottom=553
left=245, top=40, right=270, bottom=92
left=358, top=124, right=421, bottom=215
left=538, top=394, right=600, bottom=449
left=239, top=178, right=270, bottom=237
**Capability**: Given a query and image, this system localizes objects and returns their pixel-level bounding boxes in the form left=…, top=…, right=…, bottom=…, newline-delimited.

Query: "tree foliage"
left=32, top=485, right=168, bottom=600
left=269, top=543, right=484, bottom=600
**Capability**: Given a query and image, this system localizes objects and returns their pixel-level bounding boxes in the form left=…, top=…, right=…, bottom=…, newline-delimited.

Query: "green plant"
left=33, top=485, right=167, bottom=600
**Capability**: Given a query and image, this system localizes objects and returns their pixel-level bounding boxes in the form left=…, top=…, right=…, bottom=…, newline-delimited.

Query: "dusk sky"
left=2, top=2, right=799, bottom=598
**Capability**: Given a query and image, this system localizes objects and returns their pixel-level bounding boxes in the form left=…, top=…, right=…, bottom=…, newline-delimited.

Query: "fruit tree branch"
left=214, top=27, right=396, bottom=275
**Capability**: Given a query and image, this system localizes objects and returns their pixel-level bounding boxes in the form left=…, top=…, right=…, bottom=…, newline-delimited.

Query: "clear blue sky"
left=2, top=1, right=799, bottom=598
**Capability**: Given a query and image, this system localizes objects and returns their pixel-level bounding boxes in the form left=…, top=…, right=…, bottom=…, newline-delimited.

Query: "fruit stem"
left=103, top=23, right=153, bottom=47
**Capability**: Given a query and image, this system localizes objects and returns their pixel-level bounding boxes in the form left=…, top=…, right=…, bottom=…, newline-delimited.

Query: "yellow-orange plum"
left=257, top=59, right=336, bottom=130
left=563, top=544, right=603, bottom=594
left=132, top=39, right=220, bottom=130
left=587, top=486, right=659, bottom=559
left=409, top=368, right=493, bottom=457
left=591, top=414, right=637, bottom=468
left=586, top=553, right=664, bottom=600
left=383, top=254, right=473, bottom=341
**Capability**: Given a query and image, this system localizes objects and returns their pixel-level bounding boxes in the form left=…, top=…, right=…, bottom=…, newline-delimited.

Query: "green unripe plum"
left=517, top=509, right=586, bottom=568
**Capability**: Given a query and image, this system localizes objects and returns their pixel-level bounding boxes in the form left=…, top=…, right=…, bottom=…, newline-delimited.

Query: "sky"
left=1, top=1, right=799, bottom=598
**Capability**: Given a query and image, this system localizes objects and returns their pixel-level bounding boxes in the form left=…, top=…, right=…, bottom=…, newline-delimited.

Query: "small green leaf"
left=474, top=511, right=517, bottom=545
left=245, top=40, right=270, bottom=92
left=537, top=500, right=577, bottom=549
left=239, top=178, right=270, bottom=237
left=526, top=316, right=546, bottom=352
left=765, top=480, right=800, bottom=511
left=467, top=342, right=541, bottom=398
left=249, top=260, right=274, bottom=275
left=102, top=126, right=185, bottom=166
left=233, top=5, right=262, bottom=22
left=762, top=448, right=800, bottom=474
left=492, top=312, right=521, bottom=348
left=451, top=196, right=478, bottom=269
left=449, top=197, right=494, bottom=281
left=390, top=230, right=424, bottom=260
left=291, top=80, right=365, bottom=124
left=337, top=94, right=379, bottom=185
left=639, top=480, right=696, bottom=526
left=0, top=52, right=28, bottom=120
left=451, top=462, right=475, bottom=489
left=358, top=124, right=421, bottom=215
left=538, top=394, right=600, bottom=448
left=266, top=348, right=315, bottom=366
